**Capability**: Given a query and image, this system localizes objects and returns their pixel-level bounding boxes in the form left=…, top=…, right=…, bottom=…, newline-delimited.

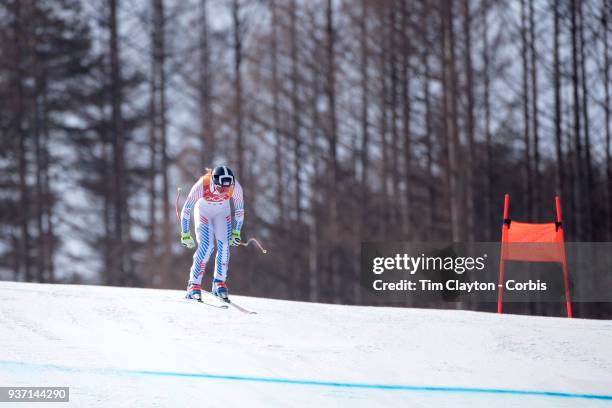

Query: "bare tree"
left=441, top=0, right=461, bottom=241
left=462, top=0, right=475, bottom=240
left=528, top=0, right=540, bottom=217
left=570, top=0, right=584, bottom=240
left=553, top=0, right=564, bottom=203
left=199, top=0, right=214, bottom=166
left=270, top=0, right=285, bottom=225
left=147, top=4, right=159, bottom=286
left=421, top=0, right=435, bottom=240
left=233, top=0, right=244, bottom=180
left=289, top=0, right=302, bottom=226
left=604, top=0, right=612, bottom=240
left=305, top=5, right=321, bottom=302
left=389, top=4, right=400, bottom=235
left=325, top=0, right=339, bottom=300
left=483, top=0, right=493, bottom=240
left=109, top=0, right=132, bottom=285
left=521, top=0, right=533, bottom=219
left=11, top=0, right=31, bottom=281
left=400, top=0, right=413, bottom=240
left=578, top=0, right=593, bottom=239
left=378, top=5, right=390, bottom=239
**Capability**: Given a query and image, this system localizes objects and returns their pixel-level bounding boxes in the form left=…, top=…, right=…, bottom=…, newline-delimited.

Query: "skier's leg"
left=211, top=209, right=231, bottom=297
left=188, top=201, right=215, bottom=286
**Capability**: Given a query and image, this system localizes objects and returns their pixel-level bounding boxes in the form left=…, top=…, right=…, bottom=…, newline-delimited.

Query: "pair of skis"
left=190, top=290, right=256, bottom=314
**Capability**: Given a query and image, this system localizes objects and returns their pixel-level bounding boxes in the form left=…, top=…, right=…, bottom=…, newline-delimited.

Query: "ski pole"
left=175, top=187, right=268, bottom=254
left=239, top=238, right=268, bottom=254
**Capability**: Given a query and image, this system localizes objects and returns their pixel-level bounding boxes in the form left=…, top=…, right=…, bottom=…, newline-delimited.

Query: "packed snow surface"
left=0, top=281, right=611, bottom=407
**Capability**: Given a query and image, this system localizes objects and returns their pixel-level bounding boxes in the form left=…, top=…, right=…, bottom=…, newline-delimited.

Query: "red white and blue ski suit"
left=180, top=170, right=244, bottom=285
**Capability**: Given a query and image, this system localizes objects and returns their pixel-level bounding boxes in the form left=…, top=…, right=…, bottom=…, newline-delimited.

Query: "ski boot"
left=212, top=279, right=229, bottom=300
left=185, top=282, right=202, bottom=301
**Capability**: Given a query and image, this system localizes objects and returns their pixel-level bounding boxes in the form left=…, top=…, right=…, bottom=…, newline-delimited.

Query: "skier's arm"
left=231, top=180, right=245, bottom=232
left=181, top=178, right=203, bottom=234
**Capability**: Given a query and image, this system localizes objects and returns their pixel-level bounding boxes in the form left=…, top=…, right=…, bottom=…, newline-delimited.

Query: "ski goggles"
left=217, top=175, right=234, bottom=187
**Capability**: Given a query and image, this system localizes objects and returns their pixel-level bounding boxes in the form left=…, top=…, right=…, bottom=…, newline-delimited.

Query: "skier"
left=180, top=165, right=244, bottom=301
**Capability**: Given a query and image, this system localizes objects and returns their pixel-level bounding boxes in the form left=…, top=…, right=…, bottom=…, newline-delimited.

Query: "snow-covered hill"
left=0, top=281, right=610, bottom=407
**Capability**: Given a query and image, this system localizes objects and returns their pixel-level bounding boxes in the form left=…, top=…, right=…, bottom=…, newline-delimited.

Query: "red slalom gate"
left=497, top=194, right=572, bottom=318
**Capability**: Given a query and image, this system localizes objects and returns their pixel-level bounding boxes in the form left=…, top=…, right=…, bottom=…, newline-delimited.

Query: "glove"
left=181, top=232, right=195, bottom=249
left=230, top=229, right=241, bottom=246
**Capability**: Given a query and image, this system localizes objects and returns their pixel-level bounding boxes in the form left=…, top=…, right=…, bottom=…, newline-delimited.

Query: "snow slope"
left=0, top=281, right=611, bottom=407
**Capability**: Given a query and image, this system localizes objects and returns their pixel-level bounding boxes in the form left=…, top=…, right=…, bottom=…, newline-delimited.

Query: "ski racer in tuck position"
left=180, top=165, right=244, bottom=301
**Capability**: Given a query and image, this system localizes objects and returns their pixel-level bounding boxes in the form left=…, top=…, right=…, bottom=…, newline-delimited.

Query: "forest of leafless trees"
left=1, top=0, right=611, bottom=317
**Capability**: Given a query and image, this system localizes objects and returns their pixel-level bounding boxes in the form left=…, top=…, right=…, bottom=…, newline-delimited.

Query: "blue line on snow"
left=1, top=360, right=611, bottom=401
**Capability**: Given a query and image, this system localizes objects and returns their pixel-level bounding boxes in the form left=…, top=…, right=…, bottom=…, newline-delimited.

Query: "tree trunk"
left=159, top=0, right=171, bottom=283
left=199, top=0, right=214, bottom=166
left=578, top=0, right=593, bottom=239
left=529, top=0, right=541, bottom=319
left=422, top=1, right=435, bottom=240
left=148, top=0, right=159, bottom=286
left=553, top=0, right=564, bottom=202
left=270, top=0, right=284, bottom=226
left=98, top=99, right=113, bottom=286
left=570, top=0, right=584, bottom=240
left=529, top=0, right=541, bottom=218
left=521, top=0, right=533, bottom=219
left=441, top=0, right=461, bottom=242
left=603, top=0, right=612, bottom=240
left=462, top=0, right=475, bottom=240
left=483, top=0, right=493, bottom=240
left=379, top=7, right=389, bottom=239
left=325, top=0, right=339, bottom=302
left=389, top=5, right=400, bottom=236
left=307, top=8, right=320, bottom=303
left=563, top=84, right=577, bottom=238
left=400, top=0, right=412, bottom=241
left=34, top=79, right=45, bottom=282
left=32, top=38, right=46, bottom=283
left=290, top=0, right=302, bottom=226
left=233, top=0, right=244, bottom=181
left=13, top=0, right=30, bottom=281
left=270, top=0, right=290, bottom=297
left=356, top=0, right=370, bottom=304
left=109, top=0, right=129, bottom=286
left=41, top=90, right=54, bottom=282
left=358, top=0, right=370, bottom=220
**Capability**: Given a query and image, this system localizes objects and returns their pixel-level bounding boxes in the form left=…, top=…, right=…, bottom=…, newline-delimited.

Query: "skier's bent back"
left=180, top=165, right=244, bottom=300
